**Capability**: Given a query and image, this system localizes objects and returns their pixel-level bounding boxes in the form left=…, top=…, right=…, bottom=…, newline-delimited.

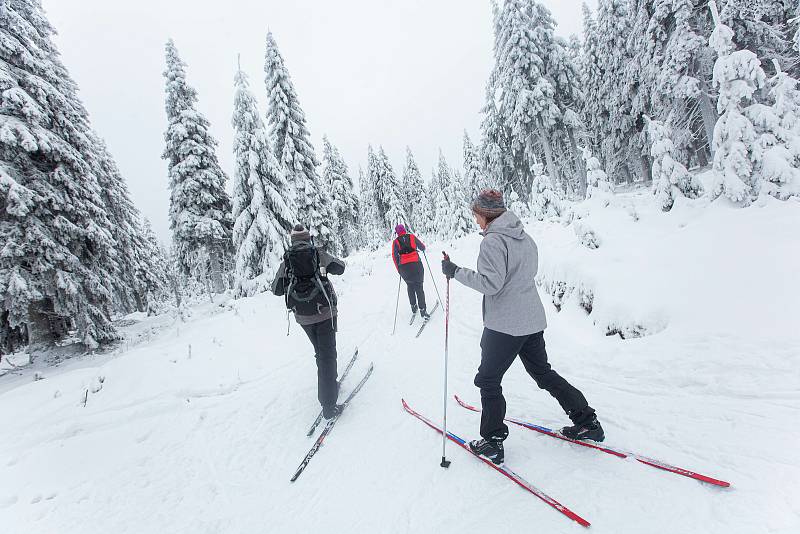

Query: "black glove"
left=441, top=257, right=459, bottom=279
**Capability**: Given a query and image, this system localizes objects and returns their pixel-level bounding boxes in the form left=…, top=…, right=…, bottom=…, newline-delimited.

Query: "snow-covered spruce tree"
left=585, top=0, right=642, bottom=184
left=356, top=165, right=383, bottom=249
left=645, top=117, right=702, bottom=211
left=720, top=0, right=797, bottom=77
left=708, top=1, right=766, bottom=204
left=414, top=178, right=436, bottom=237
left=140, top=218, right=171, bottom=312
left=479, top=73, right=512, bottom=193
left=402, top=147, right=425, bottom=232
left=264, top=32, right=333, bottom=247
left=463, top=131, right=486, bottom=199
left=628, top=0, right=716, bottom=165
left=490, top=0, right=563, bottom=196
left=448, top=170, right=475, bottom=239
left=508, top=191, right=530, bottom=219
left=92, top=139, right=168, bottom=313
left=744, top=60, right=800, bottom=200
left=1, top=0, right=124, bottom=350
left=529, top=163, right=562, bottom=220
left=163, top=40, right=233, bottom=292
left=376, top=147, right=408, bottom=235
left=323, top=136, right=359, bottom=255
left=582, top=146, right=614, bottom=201
left=433, top=152, right=472, bottom=240
left=231, top=64, right=293, bottom=297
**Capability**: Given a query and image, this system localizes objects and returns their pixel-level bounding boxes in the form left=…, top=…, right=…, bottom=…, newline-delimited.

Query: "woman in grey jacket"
left=442, top=189, right=603, bottom=465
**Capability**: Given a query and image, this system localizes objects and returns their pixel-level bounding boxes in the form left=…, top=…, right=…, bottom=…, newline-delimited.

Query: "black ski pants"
left=475, top=328, right=595, bottom=441
left=399, top=262, right=426, bottom=312
left=301, top=318, right=339, bottom=409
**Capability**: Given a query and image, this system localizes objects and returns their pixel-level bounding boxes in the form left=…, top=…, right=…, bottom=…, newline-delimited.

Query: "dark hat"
left=471, top=189, right=507, bottom=219
left=290, top=224, right=311, bottom=243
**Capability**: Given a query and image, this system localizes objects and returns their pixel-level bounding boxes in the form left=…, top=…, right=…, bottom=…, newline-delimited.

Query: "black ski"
left=415, top=301, right=440, bottom=338
left=291, top=363, right=374, bottom=482
left=306, top=348, right=359, bottom=437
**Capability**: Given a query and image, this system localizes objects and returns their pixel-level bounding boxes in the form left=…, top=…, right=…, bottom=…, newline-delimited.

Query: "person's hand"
left=441, top=252, right=458, bottom=279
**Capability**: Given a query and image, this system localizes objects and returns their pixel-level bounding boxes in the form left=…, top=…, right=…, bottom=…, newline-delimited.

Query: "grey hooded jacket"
left=453, top=210, right=547, bottom=336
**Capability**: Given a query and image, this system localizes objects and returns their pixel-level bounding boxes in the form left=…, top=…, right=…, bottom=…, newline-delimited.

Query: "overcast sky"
left=42, top=0, right=595, bottom=243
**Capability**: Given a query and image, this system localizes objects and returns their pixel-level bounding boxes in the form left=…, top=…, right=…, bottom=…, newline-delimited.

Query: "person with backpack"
left=272, top=224, right=346, bottom=419
left=392, top=224, right=429, bottom=319
left=441, top=189, right=603, bottom=465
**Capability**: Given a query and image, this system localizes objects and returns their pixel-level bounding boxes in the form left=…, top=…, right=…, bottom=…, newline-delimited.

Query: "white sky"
left=42, top=0, right=596, bottom=243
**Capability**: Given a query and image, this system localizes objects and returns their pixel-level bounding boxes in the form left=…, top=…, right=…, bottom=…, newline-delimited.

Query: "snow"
left=2, top=189, right=800, bottom=533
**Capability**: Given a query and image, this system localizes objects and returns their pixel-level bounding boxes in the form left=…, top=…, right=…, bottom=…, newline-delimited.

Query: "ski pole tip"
left=440, top=457, right=451, bottom=468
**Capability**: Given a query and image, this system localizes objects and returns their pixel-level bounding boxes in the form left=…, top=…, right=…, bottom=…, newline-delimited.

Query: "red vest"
left=394, top=234, right=420, bottom=265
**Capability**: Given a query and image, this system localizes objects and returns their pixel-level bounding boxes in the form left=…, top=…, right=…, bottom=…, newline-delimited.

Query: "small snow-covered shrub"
left=573, top=221, right=601, bottom=249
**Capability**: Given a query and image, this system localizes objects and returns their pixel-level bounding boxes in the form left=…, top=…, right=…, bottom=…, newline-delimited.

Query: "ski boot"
left=322, top=404, right=344, bottom=420
left=561, top=414, right=605, bottom=442
left=468, top=437, right=504, bottom=465
left=420, top=307, right=430, bottom=320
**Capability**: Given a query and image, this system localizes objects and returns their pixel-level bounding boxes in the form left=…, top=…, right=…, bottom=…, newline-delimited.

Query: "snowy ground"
left=2, top=190, right=799, bottom=533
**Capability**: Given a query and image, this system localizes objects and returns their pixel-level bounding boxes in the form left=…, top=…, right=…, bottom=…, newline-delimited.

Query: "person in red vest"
left=392, top=224, right=429, bottom=319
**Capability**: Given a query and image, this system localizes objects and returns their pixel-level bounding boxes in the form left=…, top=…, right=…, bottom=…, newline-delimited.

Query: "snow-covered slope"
left=2, top=192, right=799, bottom=533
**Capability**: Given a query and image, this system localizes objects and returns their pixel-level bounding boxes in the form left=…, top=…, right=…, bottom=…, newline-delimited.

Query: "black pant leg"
left=415, top=266, right=427, bottom=310
left=474, top=328, right=526, bottom=440
left=517, top=332, right=595, bottom=424
left=405, top=282, right=417, bottom=309
left=302, top=319, right=339, bottom=408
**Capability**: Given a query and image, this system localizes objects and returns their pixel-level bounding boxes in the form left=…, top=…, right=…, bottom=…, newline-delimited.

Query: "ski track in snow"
left=1, top=193, right=800, bottom=533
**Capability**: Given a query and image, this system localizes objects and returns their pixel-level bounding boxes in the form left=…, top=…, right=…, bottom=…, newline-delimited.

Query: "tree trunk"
left=640, top=153, right=653, bottom=184
left=209, top=248, right=224, bottom=294
left=537, top=132, right=560, bottom=192
left=566, top=128, right=586, bottom=198
left=698, top=79, right=717, bottom=158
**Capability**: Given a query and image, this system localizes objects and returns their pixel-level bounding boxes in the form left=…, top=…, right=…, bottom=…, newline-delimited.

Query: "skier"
left=272, top=224, right=346, bottom=419
left=441, top=189, right=603, bottom=465
left=392, top=224, right=430, bottom=319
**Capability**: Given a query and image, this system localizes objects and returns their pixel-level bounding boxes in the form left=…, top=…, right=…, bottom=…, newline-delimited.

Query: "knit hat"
left=395, top=224, right=407, bottom=235
left=290, top=224, right=311, bottom=243
left=471, top=189, right=507, bottom=219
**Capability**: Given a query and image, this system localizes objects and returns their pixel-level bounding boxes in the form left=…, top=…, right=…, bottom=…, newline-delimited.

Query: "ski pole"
left=421, top=250, right=443, bottom=307
left=391, top=274, right=401, bottom=335
left=441, top=251, right=452, bottom=469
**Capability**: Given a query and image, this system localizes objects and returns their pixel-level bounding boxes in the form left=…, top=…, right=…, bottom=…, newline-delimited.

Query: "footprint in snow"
left=0, top=495, right=18, bottom=508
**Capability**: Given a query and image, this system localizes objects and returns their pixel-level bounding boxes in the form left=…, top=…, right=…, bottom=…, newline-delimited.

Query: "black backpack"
left=396, top=234, right=415, bottom=255
left=284, top=242, right=334, bottom=315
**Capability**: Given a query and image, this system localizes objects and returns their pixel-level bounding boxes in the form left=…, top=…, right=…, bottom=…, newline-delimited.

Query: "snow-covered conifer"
left=323, top=136, right=360, bottom=255
left=646, top=117, right=702, bottom=211
left=529, top=163, right=562, bottom=220
left=231, top=64, right=292, bottom=297
left=264, top=32, right=333, bottom=247
left=357, top=165, right=383, bottom=248
left=708, top=1, right=766, bottom=204
left=581, top=146, right=613, bottom=200
left=448, top=170, right=475, bottom=239
left=402, top=147, right=425, bottom=232
left=163, top=40, right=233, bottom=291
left=1, top=0, right=123, bottom=349
left=376, top=147, right=408, bottom=234
left=491, top=0, right=562, bottom=194
left=508, top=191, right=530, bottom=220
left=742, top=61, right=800, bottom=200
left=463, top=132, right=486, bottom=198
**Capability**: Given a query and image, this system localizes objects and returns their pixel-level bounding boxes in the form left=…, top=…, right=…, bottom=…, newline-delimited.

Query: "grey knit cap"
left=471, top=189, right=507, bottom=219
left=290, top=224, right=311, bottom=243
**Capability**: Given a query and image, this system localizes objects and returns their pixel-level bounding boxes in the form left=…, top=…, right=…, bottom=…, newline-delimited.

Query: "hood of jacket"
left=482, top=210, right=525, bottom=240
